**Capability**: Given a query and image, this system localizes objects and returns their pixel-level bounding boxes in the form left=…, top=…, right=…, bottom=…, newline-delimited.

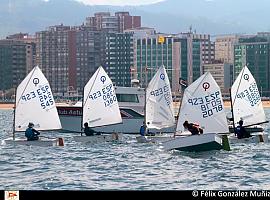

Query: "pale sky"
left=74, top=0, right=165, bottom=6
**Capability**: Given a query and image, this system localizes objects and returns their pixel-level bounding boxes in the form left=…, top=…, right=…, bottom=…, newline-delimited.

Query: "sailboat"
left=3, top=66, right=64, bottom=147
left=160, top=72, right=230, bottom=152
left=229, top=65, right=269, bottom=143
left=136, top=66, right=175, bottom=143
left=73, top=66, right=123, bottom=144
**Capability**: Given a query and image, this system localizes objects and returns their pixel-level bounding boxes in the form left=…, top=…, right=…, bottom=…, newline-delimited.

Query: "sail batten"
left=176, top=72, right=228, bottom=134
left=231, top=65, right=266, bottom=127
left=145, top=66, right=175, bottom=130
left=83, top=66, right=122, bottom=128
left=15, top=66, right=62, bottom=132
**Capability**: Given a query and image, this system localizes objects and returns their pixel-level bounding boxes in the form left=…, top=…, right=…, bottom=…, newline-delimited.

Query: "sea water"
left=0, top=109, right=270, bottom=190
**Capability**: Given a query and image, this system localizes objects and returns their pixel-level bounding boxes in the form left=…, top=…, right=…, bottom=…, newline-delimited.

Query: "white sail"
left=145, top=66, right=175, bottom=129
left=176, top=72, right=228, bottom=134
left=231, top=65, right=266, bottom=126
left=15, top=66, right=62, bottom=131
left=83, top=66, right=122, bottom=127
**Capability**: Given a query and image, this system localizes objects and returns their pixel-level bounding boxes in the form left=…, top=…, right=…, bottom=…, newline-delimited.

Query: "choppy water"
left=1, top=109, right=270, bottom=190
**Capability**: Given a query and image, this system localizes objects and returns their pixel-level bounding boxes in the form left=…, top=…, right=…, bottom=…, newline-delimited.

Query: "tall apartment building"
left=203, top=62, right=233, bottom=95
left=86, top=12, right=141, bottom=33
left=115, top=12, right=141, bottom=33
left=191, top=33, right=214, bottom=64
left=234, top=36, right=269, bottom=96
left=176, top=31, right=216, bottom=88
left=36, top=24, right=71, bottom=96
left=36, top=24, right=104, bottom=96
left=215, top=35, right=239, bottom=64
left=135, top=35, right=181, bottom=93
left=178, top=33, right=201, bottom=86
left=130, top=29, right=209, bottom=93
left=72, top=26, right=103, bottom=93
left=85, top=12, right=109, bottom=31
left=102, top=32, right=134, bottom=87
left=0, top=34, right=36, bottom=92
left=5, top=33, right=36, bottom=73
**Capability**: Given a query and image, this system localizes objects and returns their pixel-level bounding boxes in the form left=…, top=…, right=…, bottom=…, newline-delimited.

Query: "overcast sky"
left=74, top=0, right=165, bottom=6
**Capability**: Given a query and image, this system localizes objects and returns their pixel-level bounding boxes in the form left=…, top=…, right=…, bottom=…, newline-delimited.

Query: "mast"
left=143, top=66, right=148, bottom=134
left=144, top=84, right=147, bottom=134
left=80, top=87, right=84, bottom=136
left=12, top=89, right=16, bottom=140
left=229, top=88, right=236, bottom=134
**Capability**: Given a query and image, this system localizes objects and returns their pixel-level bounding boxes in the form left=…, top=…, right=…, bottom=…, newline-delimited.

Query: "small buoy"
left=58, top=138, right=64, bottom=146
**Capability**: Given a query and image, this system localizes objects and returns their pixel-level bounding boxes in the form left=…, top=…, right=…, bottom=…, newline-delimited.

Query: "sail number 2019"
left=188, top=91, right=223, bottom=118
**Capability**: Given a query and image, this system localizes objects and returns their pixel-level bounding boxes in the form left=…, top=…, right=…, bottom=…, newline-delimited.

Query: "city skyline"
left=2, top=0, right=270, bottom=39
left=1, top=6, right=270, bottom=97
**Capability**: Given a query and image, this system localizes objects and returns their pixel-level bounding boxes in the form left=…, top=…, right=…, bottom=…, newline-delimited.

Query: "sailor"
left=183, top=120, right=203, bottom=135
left=25, top=122, right=40, bottom=141
left=83, top=122, right=100, bottom=136
left=139, top=121, right=147, bottom=136
left=235, top=119, right=251, bottom=139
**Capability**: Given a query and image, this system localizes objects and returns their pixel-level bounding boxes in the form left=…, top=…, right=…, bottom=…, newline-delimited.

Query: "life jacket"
left=235, top=126, right=244, bottom=139
left=25, top=127, right=33, bottom=138
left=193, top=123, right=203, bottom=134
left=140, top=125, right=145, bottom=136
left=187, top=123, right=199, bottom=135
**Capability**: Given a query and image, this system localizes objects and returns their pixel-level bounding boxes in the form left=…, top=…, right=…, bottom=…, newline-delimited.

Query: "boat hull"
left=59, top=113, right=176, bottom=134
left=136, top=134, right=174, bottom=143
left=229, top=133, right=268, bottom=144
left=3, top=137, right=64, bottom=147
left=160, top=133, right=230, bottom=152
left=73, top=133, right=123, bottom=144
left=229, top=125, right=264, bottom=133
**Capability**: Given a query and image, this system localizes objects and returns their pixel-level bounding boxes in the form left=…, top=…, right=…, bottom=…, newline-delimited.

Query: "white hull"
left=159, top=133, right=229, bottom=152
left=3, top=137, right=64, bottom=147
left=73, top=133, right=123, bottom=144
left=229, top=133, right=269, bottom=144
left=59, top=114, right=176, bottom=134
left=136, top=134, right=175, bottom=143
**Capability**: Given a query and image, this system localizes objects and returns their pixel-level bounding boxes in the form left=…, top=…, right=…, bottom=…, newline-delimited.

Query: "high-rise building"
left=36, top=24, right=71, bottom=96
left=178, top=33, right=201, bottom=86
left=176, top=31, right=216, bottom=88
left=86, top=12, right=111, bottom=31
left=191, top=33, right=214, bottom=64
left=103, top=32, right=134, bottom=87
left=0, top=34, right=36, bottom=92
left=115, top=12, right=141, bottom=33
left=36, top=24, right=104, bottom=96
left=135, top=34, right=181, bottom=93
left=86, top=11, right=141, bottom=33
left=215, top=35, right=239, bottom=64
left=72, top=26, right=103, bottom=93
left=234, top=36, right=269, bottom=96
left=203, top=62, right=233, bottom=95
